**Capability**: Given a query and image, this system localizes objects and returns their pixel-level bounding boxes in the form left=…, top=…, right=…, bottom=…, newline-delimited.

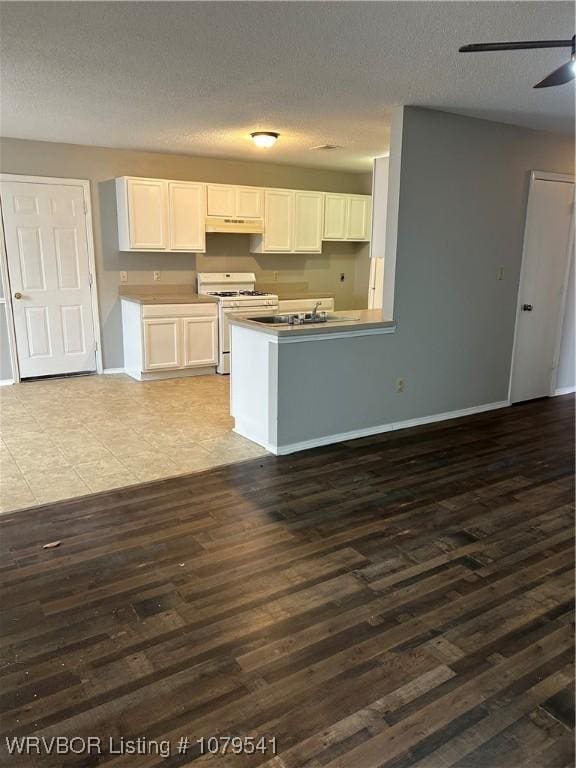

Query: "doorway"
left=509, top=171, right=574, bottom=404
left=0, top=176, right=102, bottom=381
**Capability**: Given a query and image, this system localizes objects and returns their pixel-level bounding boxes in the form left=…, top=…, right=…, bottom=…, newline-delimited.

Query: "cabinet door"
left=347, top=196, right=371, bottom=241
left=127, top=179, right=167, bottom=250
left=263, top=190, right=294, bottom=252
left=143, top=318, right=181, bottom=370
left=236, top=187, right=263, bottom=218
left=293, top=192, right=323, bottom=253
left=182, top=316, right=218, bottom=367
left=207, top=184, right=236, bottom=217
left=168, top=182, right=206, bottom=252
left=323, top=194, right=348, bottom=240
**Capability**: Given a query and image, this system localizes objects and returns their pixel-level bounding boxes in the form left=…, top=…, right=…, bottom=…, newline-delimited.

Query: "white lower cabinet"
left=122, top=300, right=217, bottom=380
left=143, top=318, right=181, bottom=370
left=182, top=316, right=218, bottom=367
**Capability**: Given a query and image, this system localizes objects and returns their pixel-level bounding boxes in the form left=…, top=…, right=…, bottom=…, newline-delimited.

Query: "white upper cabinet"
left=116, top=177, right=206, bottom=252
left=237, top=187, right=263, bottom=218
left=293, top=191, right=323, bottom=252
left=323, top=194, right=348, bottom=240
left=206, top=184, right=236, bottom=217
left=323, top=193, right=372, bottom=241
left=348, top=196, right=372, bottom=240
left=116, top=176, right=371, bottom=254
left=262, top=190, right=294, bottom=252
left=207, top=184, right=263, bottom=219
left=251, top=189, right=323, bottom=254
left=119, top=178, right=168, bottom=251
left=168, top=182, right=206, bottom=251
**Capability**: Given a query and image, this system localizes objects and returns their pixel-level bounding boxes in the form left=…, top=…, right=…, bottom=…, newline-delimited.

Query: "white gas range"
left=197, top=272, right=278, bottom=374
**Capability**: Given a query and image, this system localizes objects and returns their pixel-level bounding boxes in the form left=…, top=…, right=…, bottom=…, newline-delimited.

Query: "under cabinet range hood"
left=205, top=216, right=264, bottom=234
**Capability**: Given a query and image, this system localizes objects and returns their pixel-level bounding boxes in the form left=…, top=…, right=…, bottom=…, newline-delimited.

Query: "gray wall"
left=557, top=254, right=575, bottom=390
left=276, top=108, right=574, bottom=444
left=0, top=138, right=371, bottom=371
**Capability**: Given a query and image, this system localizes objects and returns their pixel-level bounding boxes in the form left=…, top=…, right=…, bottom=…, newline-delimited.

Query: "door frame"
left=508, top=169, right=575, bottom=403
left=0, top=174, right=103, bottom=382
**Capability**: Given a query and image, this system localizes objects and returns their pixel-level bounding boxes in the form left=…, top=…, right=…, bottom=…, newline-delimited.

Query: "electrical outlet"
left=273, top=271, right=279, bottom=281
left=120, top=271, right=128, bottom=283
left=396, top=378, right=405, bottom=393
left=153, top=271, right=161, bottom=282
left=496, top=266, right=505, bottom=281
left=339, top=273, right=345, bottom=282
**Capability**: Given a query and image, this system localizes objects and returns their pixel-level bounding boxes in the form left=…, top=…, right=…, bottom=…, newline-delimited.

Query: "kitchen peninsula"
left=229, top=310, right=396, bottom=454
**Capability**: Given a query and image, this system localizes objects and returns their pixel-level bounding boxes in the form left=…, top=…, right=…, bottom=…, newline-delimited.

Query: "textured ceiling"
left=1, top=1, right=574, bottom=171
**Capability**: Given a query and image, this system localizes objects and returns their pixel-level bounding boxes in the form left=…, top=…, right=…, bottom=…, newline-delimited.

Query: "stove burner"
left=207, top=290, right=274, bottom=298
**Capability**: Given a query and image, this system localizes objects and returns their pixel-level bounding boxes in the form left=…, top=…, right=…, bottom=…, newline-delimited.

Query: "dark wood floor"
left=0, top=396, right=574, bottom=768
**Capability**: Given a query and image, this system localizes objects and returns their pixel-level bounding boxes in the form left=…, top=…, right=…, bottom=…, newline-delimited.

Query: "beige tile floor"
left=0, top=373, right=268, bottom=514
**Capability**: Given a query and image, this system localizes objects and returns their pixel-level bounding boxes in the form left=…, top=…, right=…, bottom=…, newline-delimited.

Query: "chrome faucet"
left=311, top=301, right=322, bottom=318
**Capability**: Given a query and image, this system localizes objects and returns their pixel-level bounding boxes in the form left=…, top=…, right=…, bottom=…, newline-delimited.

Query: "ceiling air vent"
left=310, top=144, right=343, bottom=151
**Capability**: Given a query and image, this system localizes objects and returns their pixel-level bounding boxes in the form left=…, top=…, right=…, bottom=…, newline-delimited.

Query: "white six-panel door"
left=1, top=181, right=97, bottom=378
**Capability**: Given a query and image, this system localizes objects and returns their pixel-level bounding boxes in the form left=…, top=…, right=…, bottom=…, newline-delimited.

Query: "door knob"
left=13, top=292, right=22, bottom=300
left=521, top=304, right=533, bottom=312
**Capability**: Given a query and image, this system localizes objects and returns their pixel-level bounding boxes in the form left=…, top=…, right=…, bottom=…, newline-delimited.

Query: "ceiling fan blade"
left=533, top=60, right=575, bottom=88
left=459, top=40, right=572, bottom=52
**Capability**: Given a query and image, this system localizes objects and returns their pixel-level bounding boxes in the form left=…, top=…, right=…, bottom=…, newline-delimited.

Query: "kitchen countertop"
left=119, top=291, right=218, bottom=305
left=228, top=309, right=396, bottom=337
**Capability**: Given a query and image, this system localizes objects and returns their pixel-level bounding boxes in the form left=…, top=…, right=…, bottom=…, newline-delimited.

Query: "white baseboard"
left=0, top=379, right=14, bottom=387
left=553, top=385, right=576, bottom=396
left=265, top=400, right=511, bottom=456
left=103, top=368, right=125, bottom=375
left=123, top=366, right=217, bottom=381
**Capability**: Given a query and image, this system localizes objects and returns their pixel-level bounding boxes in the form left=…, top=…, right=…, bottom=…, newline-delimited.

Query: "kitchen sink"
left=250, top=315, right=294, bottom=324
left=248, top=313, right=355, bottom=326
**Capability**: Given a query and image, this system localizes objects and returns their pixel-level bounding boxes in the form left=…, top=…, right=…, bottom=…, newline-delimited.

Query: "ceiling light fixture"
left=250, top=131, right=279, bottom=148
